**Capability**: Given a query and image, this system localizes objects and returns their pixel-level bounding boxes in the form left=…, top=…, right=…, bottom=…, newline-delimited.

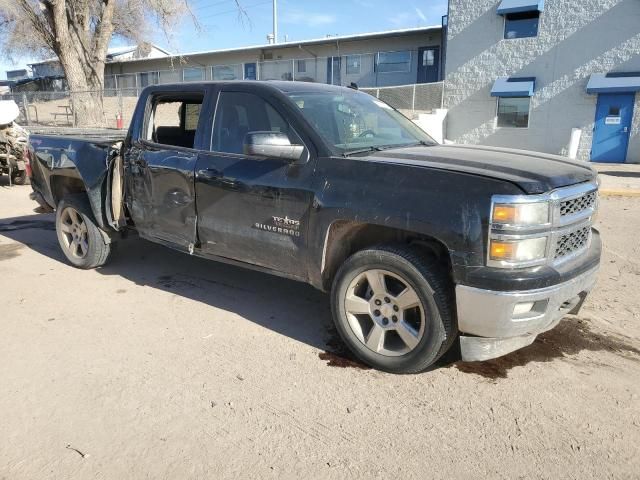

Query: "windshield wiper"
left=395, top=140, right=434, bottom=148
left=342, top=141, right=434, bottom=157
left=342, top=146, right=384, bottom=157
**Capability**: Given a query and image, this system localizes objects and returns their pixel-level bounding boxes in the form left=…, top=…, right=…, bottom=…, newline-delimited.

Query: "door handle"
left=197, top=168, right=222, bottom=180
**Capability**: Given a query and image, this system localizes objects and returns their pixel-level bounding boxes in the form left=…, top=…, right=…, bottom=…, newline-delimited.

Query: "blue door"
left=591, top=93, right=634, bottom=163
left=244, top=63, right=257, bottom=80
left=417, top=47, right=440, bottom=83
left=326, top=57, right=341, bottom=85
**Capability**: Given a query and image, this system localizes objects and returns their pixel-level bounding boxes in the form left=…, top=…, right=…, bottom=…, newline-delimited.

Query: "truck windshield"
left=286, top=89, right=437, bottom=155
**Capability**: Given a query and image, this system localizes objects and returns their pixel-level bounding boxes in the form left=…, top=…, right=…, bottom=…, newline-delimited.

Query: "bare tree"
left=0, top=0, right=204, bottom=127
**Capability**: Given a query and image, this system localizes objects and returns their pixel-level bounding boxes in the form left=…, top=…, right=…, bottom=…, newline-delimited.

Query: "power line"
left=190, top=0, right=238, bottom=12
left=197, top=0, right=271, bottom=21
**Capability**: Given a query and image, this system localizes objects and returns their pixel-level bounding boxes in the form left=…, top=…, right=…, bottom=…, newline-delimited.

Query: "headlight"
left=489, top=237, right=548, bottom=264
left=492, top=202, right=549, bottom=227
left=488, top=197, right=552, bottom=268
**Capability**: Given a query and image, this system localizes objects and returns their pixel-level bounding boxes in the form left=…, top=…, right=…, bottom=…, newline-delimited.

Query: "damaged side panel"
left=28, top=134, right=125, bottom=230
left=124, top=142, right=198, bottom=251
left=306, top=156, right=524, bottom=288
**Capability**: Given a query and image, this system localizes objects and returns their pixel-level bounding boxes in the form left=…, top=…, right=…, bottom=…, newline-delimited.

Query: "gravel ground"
left=0, top=180, right=638, bottom=479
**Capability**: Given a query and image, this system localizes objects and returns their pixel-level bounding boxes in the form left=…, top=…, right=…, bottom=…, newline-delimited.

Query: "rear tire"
left=55, top=195, right=112, bottom=269
left=331, top=244, right=457, bottom=374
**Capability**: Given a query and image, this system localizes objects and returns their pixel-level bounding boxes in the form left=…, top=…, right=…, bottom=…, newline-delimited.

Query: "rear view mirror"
left=243, top=132, right=304, bottom=161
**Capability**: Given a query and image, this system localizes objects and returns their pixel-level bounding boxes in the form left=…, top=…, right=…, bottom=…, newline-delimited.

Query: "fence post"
left=118, top=89, right=124, bottom=128
left=21, top=93, right=30, bottom=125
left=412, top=85, right=416, bottom=113
left=72, top=91, right=77, bottom=127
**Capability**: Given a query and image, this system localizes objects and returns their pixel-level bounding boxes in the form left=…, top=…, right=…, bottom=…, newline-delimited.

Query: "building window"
left=422, top=49, right=435, bottom=67
left=345, top=55, right=361, bottom=75
left=296, top=59, right=306, bottom=73
left=504, top=11, right=540, bottom=39
left=116, top=74, right=136, bottom=89
left=158, top=70, right=181, bottom=84
left=139, top=71, right=159, bottom=87
left=376, top=51, right=412, bottom=73
left=212, top=65, right=240, bottom=81
left=183, top=67, right=205, bottom=82
left=496, top=97, right=530, bottom=128
left=104, top=75, right=116, bottom=90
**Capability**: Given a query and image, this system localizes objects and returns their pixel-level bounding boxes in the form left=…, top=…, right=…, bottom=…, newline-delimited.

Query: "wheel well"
left=321, top=221, right=452, bottom=290
left=50, top=175, right=87, bottom=207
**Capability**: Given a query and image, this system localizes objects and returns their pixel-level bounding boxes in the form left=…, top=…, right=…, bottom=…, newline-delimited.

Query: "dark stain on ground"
left=156, top=273, right=256, bottom=294
left=0, top=219, right=55, bottom=232
left=319, top=330, right=371, bottom=370
left=453, top=317, right=640, bottom=380
left=156, top=274, right=200, bottom=290
left=0, top=243, right=24, bottom=261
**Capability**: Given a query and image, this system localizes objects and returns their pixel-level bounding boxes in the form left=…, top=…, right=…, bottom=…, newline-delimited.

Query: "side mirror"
left=243, top=131, right=304, bottom=161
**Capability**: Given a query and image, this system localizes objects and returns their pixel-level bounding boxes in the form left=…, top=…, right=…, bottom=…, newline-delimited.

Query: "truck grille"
left=560, top=191, right=597, bottom=217
left=554, top=226, right=591, bottom=259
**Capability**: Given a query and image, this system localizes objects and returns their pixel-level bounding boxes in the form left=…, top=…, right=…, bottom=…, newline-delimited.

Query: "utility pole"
left=273, top=0, right=278, bottom=44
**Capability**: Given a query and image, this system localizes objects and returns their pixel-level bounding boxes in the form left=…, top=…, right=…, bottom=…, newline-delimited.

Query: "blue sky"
left=1, top=0, right=448, bottom=79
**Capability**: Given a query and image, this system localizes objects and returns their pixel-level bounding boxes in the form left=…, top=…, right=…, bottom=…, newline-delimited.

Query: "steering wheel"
left=358, top=129, right=376, bottom=138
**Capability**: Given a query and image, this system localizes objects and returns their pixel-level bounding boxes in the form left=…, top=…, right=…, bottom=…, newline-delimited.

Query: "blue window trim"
left=491, top=77, right=536, bottom=97
left=586, top=73, right=640, bottom=94
left=497, top=0, right=544, bottom=15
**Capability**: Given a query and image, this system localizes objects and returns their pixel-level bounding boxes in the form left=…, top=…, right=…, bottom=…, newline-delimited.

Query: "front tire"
left=331, top=245, right=456, bottom=374
left=55, top=195, right=112, bottom=269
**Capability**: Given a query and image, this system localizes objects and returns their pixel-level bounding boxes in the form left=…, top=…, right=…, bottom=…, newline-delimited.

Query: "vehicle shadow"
left=597, top=170, right=640, bottom=179
left=2, top=211, right=639, bottom=376
left=0, top=211, right=333, bottom=352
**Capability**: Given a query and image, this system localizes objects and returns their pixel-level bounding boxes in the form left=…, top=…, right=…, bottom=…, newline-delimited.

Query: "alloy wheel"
left=59, top=207, right=89, bottom=259
left=343, top=269, right=426, bottom=356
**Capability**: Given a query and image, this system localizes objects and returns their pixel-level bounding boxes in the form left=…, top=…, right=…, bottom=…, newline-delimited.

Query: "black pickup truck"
left=27, top=81, right=601, bottom=373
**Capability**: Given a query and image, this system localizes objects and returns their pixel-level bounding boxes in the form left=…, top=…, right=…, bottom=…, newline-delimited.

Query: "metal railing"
left=2, top=89, right=138, bottom=129
left=361, top=82, right=444, bottom=118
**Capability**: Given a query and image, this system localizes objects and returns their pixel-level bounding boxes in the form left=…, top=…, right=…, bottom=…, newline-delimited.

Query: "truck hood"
left=365, top=144, right=597, bottom=194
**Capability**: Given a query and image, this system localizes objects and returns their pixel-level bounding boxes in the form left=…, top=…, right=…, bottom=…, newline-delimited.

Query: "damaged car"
left=26, top=81, right=601, bottom=373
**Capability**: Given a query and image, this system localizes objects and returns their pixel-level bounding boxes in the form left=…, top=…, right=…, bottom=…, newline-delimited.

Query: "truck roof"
left=145, top=80, right=354, bottom=95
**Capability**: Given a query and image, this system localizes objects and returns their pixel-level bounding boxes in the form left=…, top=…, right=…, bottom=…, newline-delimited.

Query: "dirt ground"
left=0, top=179, right=638, bottom=479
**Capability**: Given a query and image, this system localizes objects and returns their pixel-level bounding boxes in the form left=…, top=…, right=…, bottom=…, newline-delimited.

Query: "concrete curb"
left=599, top=189, right=640, bottom=197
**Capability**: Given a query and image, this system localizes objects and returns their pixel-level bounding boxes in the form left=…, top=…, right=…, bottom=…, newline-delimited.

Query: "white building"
left=29, top=44, right=171, bottom=79
left=102, top=27, right=444, bottom=90
left=443, top=0, right=640, bottom=163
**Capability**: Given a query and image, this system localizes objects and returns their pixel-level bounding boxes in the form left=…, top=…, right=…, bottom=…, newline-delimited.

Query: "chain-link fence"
left=2, top=89, right=139, bottom=129
left=2, top=81, right=444, bottom=129
left=361, top=82, right=444, bottom=118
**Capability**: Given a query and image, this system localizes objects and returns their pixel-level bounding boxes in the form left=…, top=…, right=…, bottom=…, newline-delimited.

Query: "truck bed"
left=26, top=126, right=126, bottom=143
left=28, top=131, right=122, bottom=230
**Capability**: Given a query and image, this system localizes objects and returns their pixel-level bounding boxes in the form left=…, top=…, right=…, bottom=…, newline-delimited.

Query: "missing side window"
left=147, top=94, right=204, bottom=149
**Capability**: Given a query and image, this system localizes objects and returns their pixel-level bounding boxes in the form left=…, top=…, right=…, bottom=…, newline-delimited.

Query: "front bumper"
left=456, top=265, right=599, bottom=361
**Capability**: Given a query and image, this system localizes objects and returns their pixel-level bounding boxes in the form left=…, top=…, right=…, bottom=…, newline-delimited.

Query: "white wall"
left=104, top=31, right=442, bottom=88
left=444, top=0, right=640, bottom=163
